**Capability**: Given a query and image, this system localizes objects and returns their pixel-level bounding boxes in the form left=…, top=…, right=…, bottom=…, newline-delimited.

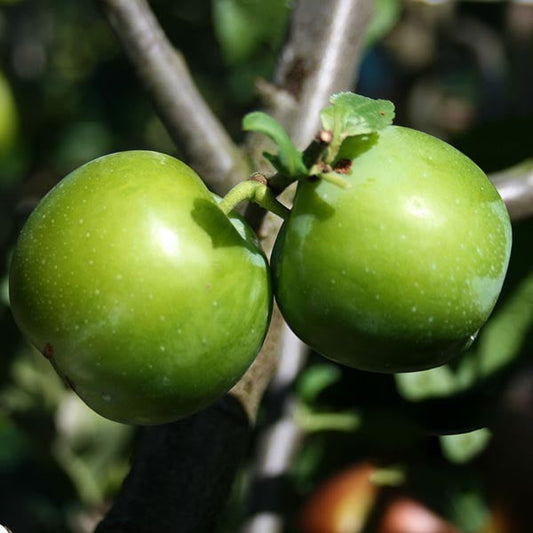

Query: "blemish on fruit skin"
left=43, top=342, right=54, bottom=360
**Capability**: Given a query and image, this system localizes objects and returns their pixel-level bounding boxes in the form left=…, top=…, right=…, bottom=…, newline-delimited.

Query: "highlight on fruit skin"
left=273, top=125, right=512, bottom=373
left=8, top=150, right=272, bottom=425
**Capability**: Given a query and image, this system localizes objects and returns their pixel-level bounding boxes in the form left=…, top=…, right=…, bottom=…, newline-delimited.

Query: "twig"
left=272, top=0, right=375, bottom=148
left=490, top=160, right=533, bottom=221
left=95, top=0, right=248, bottom=194
left=95, top=0, right=375, bottom=530
left=239, top=1, right=375, bottom=532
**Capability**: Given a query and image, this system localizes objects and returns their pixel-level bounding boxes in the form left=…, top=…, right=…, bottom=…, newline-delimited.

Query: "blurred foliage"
left=0, top=0, right=532, bottom=532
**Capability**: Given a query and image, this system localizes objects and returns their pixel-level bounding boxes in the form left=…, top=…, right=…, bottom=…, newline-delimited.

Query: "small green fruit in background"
left=0, top=72, right=18, bottom=156
left=273, top=126, right=512, bottom=373
left=9, top=151, right=272, bottom=424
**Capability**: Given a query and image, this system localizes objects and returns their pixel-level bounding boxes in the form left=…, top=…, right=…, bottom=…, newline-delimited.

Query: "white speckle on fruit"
left=406, top=196, right=431, bottom=219
left=159, top=345, right=166, bottom=352
left=102, top=393, right=111, bottom=402
left=116, top=273, right=123, bottom=280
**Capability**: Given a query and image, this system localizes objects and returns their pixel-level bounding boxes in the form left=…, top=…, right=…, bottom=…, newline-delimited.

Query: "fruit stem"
left=318, top=171, right=352, bottom=189
left=219, top=175, right=291, bottom=220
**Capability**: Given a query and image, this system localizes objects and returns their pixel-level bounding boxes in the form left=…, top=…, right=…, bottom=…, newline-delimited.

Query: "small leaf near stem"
left=219, top=174, right=291, bottom=220
left=242, top=112, right=308, bottom=177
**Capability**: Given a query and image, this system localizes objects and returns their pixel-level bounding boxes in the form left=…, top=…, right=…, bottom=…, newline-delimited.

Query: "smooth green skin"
left=273, top=126, right=512, bottom=373
left=9, top=151, right=272, bottom=424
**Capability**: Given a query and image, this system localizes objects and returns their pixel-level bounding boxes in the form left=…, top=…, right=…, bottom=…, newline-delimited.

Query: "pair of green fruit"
left=8, top=126, right=512, bottom=425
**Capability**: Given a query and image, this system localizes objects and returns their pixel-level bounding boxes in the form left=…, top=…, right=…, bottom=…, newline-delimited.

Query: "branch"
left=94, top=1, right=375, bottom=531
left=490, top=160, right=533, bottom=221
left=240, top=1, right=375, bottom=531
left=95, top=397, right=251, bottom=533
left=95, top=0, right=247, bottom=194
left=272, top=0, right=375, bottom=148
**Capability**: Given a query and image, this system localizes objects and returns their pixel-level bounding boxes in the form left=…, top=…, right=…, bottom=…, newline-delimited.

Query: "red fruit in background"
left=376, top=497, right=459, bottom=533
left=299, top=463, right=379, bottom=533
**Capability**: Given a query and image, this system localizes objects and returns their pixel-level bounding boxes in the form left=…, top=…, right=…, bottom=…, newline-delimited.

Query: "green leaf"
left=297, top=364, right=342, bottom=404
left=448, top=491, right=490, bottom=533
left=370, top=466, right=406, bottom=487
left=320, top=93, right=395, bottom=162
left=439, top=428, right=492, bottom=464
left=364, top=0, right=402, bottom=47
left=243, top=111, right=307, bottom=177
left=395, top=365, right=458, bottom=401
left=296, top=403, right=361, bottom=434
left=475, top=269, right=533, bottom=375
left=212, top=0, right=290, bottom=65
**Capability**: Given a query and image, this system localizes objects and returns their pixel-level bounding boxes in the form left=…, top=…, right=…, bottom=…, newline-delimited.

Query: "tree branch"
left=238, top=1, right=375, bottom=531
left=490, top=160, right=533, bottom=221
left=272, top=0, right=375, bottom=147
left=95, top=0, right=248, bottom=194
left=95, top=0, right=375, bottom=530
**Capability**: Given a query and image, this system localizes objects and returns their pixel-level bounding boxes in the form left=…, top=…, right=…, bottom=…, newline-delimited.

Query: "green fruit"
left=0, top=72, right=18, bottom=156
left=272, top=126, right=512, bottom=373
left=9, top=151, right=272, bottom=424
